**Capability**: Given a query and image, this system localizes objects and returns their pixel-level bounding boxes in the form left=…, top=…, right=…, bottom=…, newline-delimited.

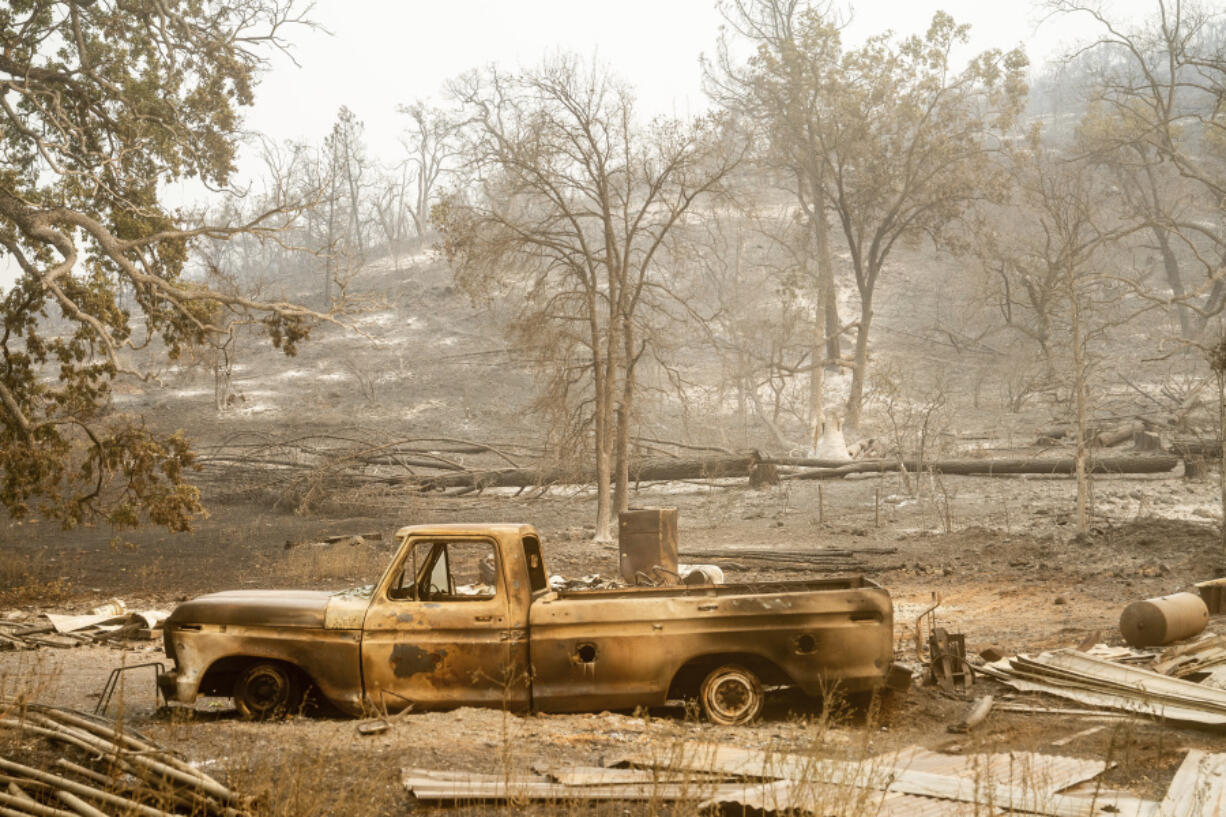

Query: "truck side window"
left=439, top=541, right=497, bottom=600
left=388, top=540, right=496, bottom=601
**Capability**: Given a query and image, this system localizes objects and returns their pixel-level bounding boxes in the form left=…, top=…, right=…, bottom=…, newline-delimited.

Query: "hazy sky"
left=0, top=0, right=1160, bottom=291
left=236, top=0, right=1157, bottom=171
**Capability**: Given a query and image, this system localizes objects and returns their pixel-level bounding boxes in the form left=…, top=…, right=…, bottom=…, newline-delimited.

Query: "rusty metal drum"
left=1119, top=592, right=1209, bottom=647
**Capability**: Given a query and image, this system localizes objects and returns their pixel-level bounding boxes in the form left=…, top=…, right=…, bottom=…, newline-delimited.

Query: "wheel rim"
left=707, top=673, right=755, bottom=722
left=244, top=667, right=288, bottom=714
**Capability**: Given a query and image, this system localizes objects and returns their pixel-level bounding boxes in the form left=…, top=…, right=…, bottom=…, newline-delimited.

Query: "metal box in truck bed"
left=618, top=508, right=679, bottom=583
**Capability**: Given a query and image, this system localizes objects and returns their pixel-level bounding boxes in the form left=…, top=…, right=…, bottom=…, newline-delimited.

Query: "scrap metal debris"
left=0, top=600, right=168, bottom=650
left=980, top=647, right=1226, bottom=726
left=927, top=627, right=973, bottom=693
left=1152, top=633, right=1226, bottom=677
left=0, top=700, right=252, bottom=816
left=405, top=741, right=1184, bottom=815
left=547, top=573, right=622, bottom=591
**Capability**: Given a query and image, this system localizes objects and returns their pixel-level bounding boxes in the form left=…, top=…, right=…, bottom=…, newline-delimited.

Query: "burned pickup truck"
left=159, top=524, right=894, bottom=724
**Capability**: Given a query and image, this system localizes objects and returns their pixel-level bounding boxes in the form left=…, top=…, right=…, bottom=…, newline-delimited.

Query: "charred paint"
left=396, top=612, right=415, bottom=623
left=391, top=643, right=444, bottom=678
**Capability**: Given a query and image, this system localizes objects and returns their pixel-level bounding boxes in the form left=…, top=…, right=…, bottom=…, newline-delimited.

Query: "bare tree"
left=435, top=56, right=741, bottom=540
left=321, top=107, right=372, bottom=306
left=1052, top=1, right=1226, bottom=337
left=720, top=6, right=1028, bottom=431
left=397, top=101, right=462, bottom=244
left=707, top=0, right=844, bottom=450
left=983, top=141, right=1140, bottom=531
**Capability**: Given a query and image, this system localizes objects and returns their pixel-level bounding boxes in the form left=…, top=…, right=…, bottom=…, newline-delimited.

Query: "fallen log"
left=762, top=457, right=868, bottom=468
left=784, top=455, right=1181, bottom=481
left=414, top=454, right=759, bottom=492
left=1094, top=422, right=1141, bottom=448
left=1171, top=441, right=1221, bottom=459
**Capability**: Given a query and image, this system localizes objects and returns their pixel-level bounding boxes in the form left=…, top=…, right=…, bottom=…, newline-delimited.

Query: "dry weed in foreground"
left=226, top=729, right=403, bottom=817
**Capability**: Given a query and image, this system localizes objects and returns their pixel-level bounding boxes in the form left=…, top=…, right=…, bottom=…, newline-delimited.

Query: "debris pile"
left=1153, top=633, right=1226, bottom=678
left=405, top=740, right=1214, bottom=815
left=0, top=700, right=252, bottom=816
left=980, top=646, right=1226, bottom=727
left=0, top=600, right=168, bottom=651
left=547, top=573, right=622, bottom=591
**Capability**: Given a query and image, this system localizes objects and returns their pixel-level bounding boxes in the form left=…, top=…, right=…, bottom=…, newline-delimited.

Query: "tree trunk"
left=845, top=294, right=873, bottom=432
left=1070, top=273, right=1089, bottom=533
left=590, top=284, right=613, bottom=543
left=1155, top=227, right=1193, bottom=338
left=1219, top=372, right=1226, bottom=558
left=613, top=317, right=636, bottom=515
left=825, top=269, right=841, bottom=365
left=324, top=172, right=336, bottom=309
left=809, top=211, right=834, bottom=453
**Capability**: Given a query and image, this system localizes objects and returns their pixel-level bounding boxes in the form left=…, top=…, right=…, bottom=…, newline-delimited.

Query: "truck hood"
left=167, top=590, right=337, bottom=629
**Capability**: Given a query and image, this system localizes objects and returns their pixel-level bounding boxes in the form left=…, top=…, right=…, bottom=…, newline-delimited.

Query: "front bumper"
left=157, top=670, right=194, bottom=703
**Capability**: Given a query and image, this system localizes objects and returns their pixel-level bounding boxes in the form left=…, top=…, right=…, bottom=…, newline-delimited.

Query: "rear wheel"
left=699, top=664, right=764, bottom=725
left=233, top=661, right=303, bottom=720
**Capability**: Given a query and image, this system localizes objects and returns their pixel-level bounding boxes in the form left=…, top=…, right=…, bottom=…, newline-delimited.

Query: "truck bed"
left=551, top=575, right=876, bottom=601
left=528, top=574, right=892, bottom=712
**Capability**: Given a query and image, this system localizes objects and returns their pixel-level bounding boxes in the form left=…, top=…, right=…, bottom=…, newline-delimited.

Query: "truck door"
left=360, top=536, right=530, bottom=712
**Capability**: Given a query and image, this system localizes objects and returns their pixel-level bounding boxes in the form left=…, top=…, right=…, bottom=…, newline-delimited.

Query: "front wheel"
left=699, top=664, right=764, bottom=725
left=233, top=661, right=303, bottom=720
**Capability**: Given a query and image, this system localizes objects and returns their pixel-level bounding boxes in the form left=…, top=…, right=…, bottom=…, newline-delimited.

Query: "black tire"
left=699, top=664, right=764, bottom=725
left=233, top=661, right=303, bottom=720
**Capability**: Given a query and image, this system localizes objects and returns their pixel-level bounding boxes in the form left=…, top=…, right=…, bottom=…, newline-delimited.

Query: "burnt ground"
left=3, top=472, right=1225, bottom=816
left=3, top=250, right=1226, bottom=815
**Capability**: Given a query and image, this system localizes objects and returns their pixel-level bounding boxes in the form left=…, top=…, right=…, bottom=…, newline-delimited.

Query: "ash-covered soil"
left=3, top=473, right=1225, bottom=816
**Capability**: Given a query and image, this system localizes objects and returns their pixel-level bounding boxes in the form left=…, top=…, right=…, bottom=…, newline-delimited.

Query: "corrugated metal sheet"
left=405, top=741, right=1167, bottom=815
left=616, top=742, right=1142, bottom=816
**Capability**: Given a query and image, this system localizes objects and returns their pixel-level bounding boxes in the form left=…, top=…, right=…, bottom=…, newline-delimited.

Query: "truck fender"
left=667, top=652, right=791, bottom=700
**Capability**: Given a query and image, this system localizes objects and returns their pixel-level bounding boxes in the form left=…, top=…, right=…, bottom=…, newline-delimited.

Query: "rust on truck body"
left=160, top=524, right=894, bottom=719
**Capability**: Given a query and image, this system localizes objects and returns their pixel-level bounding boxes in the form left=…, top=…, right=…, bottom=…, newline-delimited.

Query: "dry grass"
left=280, top=539, right=391, bottom=585
left=0, top=550, right=73, bottom=606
